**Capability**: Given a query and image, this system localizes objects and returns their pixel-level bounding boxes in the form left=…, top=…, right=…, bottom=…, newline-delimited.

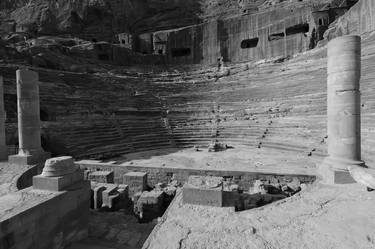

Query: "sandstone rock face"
left=0, top=0, right=338, bottom=42
left=324, top=0, right=373, bottom=40
left=0, top=0, right=200, bottom=41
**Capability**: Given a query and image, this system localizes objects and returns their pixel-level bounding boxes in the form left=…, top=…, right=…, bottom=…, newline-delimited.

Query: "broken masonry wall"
left=77, top=161, right=316, bottom=191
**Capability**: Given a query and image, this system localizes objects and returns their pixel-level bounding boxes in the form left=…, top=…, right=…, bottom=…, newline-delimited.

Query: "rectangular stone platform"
left=183, top=183, right=224, bottom=207
left=33, top=170, right=83, bottom=191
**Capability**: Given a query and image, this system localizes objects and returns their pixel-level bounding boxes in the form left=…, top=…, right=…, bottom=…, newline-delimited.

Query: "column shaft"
left=16, top=70, right=42, bottom=155
left=9, top=69, right=50, bottom=165
left=327, top=35, right=362, bottom=163
left=320, top=35, right=365, bottom=184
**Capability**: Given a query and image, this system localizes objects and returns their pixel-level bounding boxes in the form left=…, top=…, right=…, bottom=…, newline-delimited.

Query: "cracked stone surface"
left=143, top=183, right=375, bottom=249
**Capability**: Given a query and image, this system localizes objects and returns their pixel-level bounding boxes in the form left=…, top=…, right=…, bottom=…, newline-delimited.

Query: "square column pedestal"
left=318, top=156, right=367, bottom=184
left=9, top=151, right=51, bottom=166
left=0, top=145, right=8, bottom=161
left=33, top=156, right=85, bottom=191
left=33, top=169, right=84, bottom=191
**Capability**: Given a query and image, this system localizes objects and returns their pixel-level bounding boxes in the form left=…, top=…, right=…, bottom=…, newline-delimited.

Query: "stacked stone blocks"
left=91, top=182, right=129, bottom=210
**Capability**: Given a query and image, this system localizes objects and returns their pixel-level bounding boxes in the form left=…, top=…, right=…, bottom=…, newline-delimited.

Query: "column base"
left=9, top=151, right=51, bottom=166
left=318, top=157, right=365, bottom=184
left=33, top=169, right=84, bottom=191
left=0, top=145, right=7, bottom=161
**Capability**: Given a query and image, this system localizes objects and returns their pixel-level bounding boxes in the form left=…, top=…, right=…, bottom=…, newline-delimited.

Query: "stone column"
left=319, top=35, right=366, bottom=184
left=0, top=76, right=7, bottom=160
left=9, top=69, right=50, bottom=165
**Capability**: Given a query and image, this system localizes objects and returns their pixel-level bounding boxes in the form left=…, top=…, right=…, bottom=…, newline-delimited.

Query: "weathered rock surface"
left=143, top=183, right=375, bottom=249
left=0, top=0, right=200, bottom=41
left=324, top=0, right=373, bottom=40
left=0, top=0, right=340, bottom=42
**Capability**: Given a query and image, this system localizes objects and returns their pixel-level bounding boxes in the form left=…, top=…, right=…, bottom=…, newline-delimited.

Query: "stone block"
left=123, top=172, right=147, bottom=196
left=135, top=190, right=165, bottom=221
left=102, top=184, right=118, bottom=209
left=116, top=184, right=129, bottom=209
left=88, top=171, right=114, bottom=183
left=138, top=190, right=164, bottom=206
left=318, top=160, right=356, bottom=184
left=183, top=183, right=223, bottom=207
left=93, top=185, right=106, bottom=210
left=90, top=183, right=129, bottom=210
left=323, top=169, right=355, bottom=184
left=32, top=169, right=83, bottom=191
left=183, top=175, right=224, bottom=207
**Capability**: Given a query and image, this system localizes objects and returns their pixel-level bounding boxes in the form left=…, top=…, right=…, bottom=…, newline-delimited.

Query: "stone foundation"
left=77, top=161, right=316, bottom=192
left=0, top=181, right=90, bottom=249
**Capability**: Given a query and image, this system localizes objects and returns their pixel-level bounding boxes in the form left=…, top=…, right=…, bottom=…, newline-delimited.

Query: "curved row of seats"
left=1, top=34, right=375, bottom=164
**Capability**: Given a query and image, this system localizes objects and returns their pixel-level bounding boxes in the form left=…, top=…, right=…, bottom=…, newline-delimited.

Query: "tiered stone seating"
left=2, top=33, right=375, bottom=164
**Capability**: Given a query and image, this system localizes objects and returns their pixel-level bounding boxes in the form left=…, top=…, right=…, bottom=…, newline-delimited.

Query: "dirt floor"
left=0, top=162, right=29, bottom=197
left=143, top=182, right=375, bottom=249
left=111, top=146, right=318, bottom=176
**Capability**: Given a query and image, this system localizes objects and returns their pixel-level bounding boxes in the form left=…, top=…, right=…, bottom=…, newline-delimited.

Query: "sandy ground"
left=0, top=162, right=30, bottom=197
left=143, top=182, right=375, bottom=249
left=115, top=146, right=318, bottom=176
